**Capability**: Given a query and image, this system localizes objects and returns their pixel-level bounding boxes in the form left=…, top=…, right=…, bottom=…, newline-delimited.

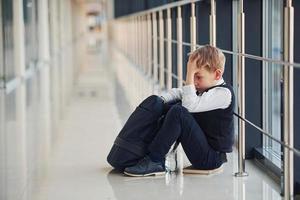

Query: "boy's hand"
left=186, top=56, right=199, bottom=86
left=187, top=56, right=198, bottom=73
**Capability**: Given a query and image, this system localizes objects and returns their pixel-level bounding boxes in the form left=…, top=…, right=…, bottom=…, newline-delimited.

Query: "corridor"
left=31, top=45, right=281, bottom=200
left=1, top=0, right=300, bottom=199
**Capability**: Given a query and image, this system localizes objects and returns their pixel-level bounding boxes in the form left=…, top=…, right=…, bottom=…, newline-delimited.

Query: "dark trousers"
left=148, top=104, right=224, bottom=170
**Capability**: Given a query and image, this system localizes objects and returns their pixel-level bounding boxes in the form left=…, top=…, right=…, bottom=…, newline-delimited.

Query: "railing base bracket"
left=234, top=172, right=249, bottom=177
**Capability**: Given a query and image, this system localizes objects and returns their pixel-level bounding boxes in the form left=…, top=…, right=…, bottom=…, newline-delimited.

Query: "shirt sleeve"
left=182, top=84, right=232, bottom=112
left=160, top=88, right=183, bottom=103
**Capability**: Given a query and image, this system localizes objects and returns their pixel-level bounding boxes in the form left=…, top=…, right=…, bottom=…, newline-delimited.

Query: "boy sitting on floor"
left=124, top=45, right=235, bottom=177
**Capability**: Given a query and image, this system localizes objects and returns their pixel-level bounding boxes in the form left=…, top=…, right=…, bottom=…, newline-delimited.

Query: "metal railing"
left=111, top=0, right=298, bottom=198
left=0, top=32, right=84, bottom=95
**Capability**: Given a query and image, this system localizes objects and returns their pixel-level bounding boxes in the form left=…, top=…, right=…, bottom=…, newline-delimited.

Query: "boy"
left=124, top=45, right=235, bottom=177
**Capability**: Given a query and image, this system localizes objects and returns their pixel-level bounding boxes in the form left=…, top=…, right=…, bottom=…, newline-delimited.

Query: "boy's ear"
left=215, top=69, right=222, bottom=80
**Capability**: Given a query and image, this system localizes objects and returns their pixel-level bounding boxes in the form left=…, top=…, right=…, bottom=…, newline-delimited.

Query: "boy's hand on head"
left=186, top=54, right=201, bottom=86
left=187, top=55, right=199, bottom=74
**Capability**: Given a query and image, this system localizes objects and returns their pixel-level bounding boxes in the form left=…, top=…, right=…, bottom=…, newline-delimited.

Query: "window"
left=23, top=0, right=39, bottom=69
left=1, top=0, right=15, bottom=81
left=262, top=0, right=284, bottom=168
left=0, top=0, right=4, bottom=82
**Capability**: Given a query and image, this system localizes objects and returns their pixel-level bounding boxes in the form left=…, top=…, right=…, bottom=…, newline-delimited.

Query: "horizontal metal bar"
left=5, top=77, right=21, bottom=95
left=118, top=18, right=300, bottom=68
left=36, top=60, right=50, bottom=71
left=234, top=113, right=300, bottom=157
left=24, top=62, right=37, bottom=80
left=156, top=37, right=300, bottom=69
left=116, top=0, right=204, bottom=19
left=159, top=63, right=186, bottom=84
left=117, top=11, right=300, bottom=67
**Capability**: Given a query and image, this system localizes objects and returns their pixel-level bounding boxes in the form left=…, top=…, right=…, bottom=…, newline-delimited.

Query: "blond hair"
left=189, top=45, right=226, bottom=72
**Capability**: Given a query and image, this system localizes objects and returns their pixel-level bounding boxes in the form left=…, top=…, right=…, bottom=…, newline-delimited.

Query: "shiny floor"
left=32, top=45, right=283, bottom=200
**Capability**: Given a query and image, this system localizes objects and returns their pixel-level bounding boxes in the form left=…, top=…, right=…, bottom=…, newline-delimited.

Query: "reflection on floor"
left=32, top=45, right=282, bottom=200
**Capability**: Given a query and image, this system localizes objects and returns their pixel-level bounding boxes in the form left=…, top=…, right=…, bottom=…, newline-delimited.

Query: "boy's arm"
left=160, top=88, right=183, bottom=103
left=182, top=84, right=232, bottom=112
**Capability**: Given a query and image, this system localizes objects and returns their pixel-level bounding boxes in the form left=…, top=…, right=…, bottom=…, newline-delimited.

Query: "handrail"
left=234, top=113, right=300, bottom=157
left=116, top=0, right=204, bottom=19
left=116, top=2, right=300, bottom=69
left=158, top=37, right=300, bottom=69
left=0, top=32, right=85, bottom=94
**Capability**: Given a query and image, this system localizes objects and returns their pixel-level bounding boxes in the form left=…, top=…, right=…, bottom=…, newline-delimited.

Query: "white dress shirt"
left=160, top=78, right=232, bottom=113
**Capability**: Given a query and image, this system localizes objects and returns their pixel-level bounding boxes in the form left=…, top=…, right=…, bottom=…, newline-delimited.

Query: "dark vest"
left=192, top=82, right=235, bottom=153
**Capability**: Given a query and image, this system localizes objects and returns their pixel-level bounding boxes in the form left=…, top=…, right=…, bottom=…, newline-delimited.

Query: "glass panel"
left=23, top=0, right=39, bottom=69
left=1, top=0, right=15, bottom=81
left=48, top=0, right=59, bottom=140
left=2, top=90, right=27, bottom=200
left=25, top=75, right=42, bottom=199
left=0, top=0, right=4, bottom=80
left=263, top=0, right=283, bottom=166
left=0, top=92, right=5, bottom=199
left=232, top=0, right=239, bottom=137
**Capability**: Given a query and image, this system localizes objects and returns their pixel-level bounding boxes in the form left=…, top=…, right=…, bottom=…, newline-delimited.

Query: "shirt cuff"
left=182, top=84, right=196, bottom=95
left=160, top=95, right=166, bottom=103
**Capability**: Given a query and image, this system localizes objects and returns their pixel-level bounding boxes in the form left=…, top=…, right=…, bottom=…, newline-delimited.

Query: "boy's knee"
left=141, top=95, right=164, bottom=106
left=139, top=95, right=164, bottom=114
left=168, top=105, right=188, bottom=116
left=147, top=95, right=162, bottom=102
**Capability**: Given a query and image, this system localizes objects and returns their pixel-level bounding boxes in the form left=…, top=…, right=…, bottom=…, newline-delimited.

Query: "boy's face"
left=193, top=67, right=222, bottom=92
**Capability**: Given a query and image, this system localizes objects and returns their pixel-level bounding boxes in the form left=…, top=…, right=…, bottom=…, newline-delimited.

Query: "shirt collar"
left=196, top=78, right=225, bottom=96
left=215, top=77, right=225, bottom=86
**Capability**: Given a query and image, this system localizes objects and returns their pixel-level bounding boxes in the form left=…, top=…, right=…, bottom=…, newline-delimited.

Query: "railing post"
left=142, top=15, right=146, bottom=72
left=13, top=0, right=27, bottom=188
left=131, top=17, right=135, bottom=63
left=144, top=15, right=147, bottom=74
left=152, top=12, right=158, bottom=83
left=166, top=8, right=172, bottom=90
left=134, top=16, right=137, bottom=65
left=128, top=17, right=133, bottom=60
left=142, top=15, right=147, bottom=97
left=177, top=6, right=183, bottom=87
left=147, top=13, right=152, bottom=77
left=126, top=19, right=128, bottom=54
left=131, top=16, right=136, bottom=63
left=190, top=2, right=196, bottom=51
left=136, top=16, right=139, bottom=66
left=282, top=0, right=294, bottom=199
left=138, top=16, right=141, bottom=68
left=142, top=15, right=147, bottom=73
left=210, top=0, right=216, bottom=46
left=159, top=10, right=165, bottom=89
left=235, top=0, right=248, bottom=178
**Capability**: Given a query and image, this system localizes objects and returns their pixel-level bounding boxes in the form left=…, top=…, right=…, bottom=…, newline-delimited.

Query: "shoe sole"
left=124, top=171, right=165, bottom=177
left=183, top=166, right=223, bottom=175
